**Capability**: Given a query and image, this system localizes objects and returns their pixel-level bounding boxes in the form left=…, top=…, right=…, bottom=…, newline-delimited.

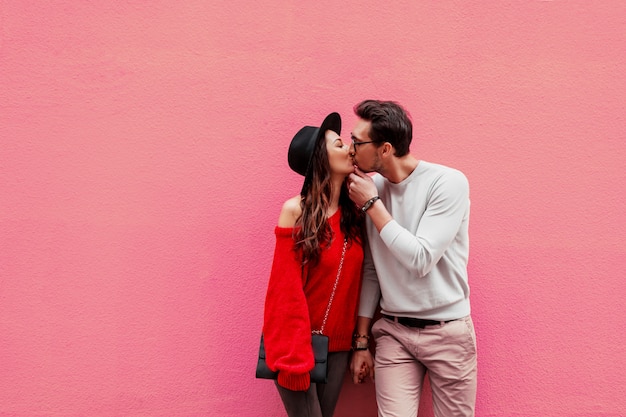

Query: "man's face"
left=350, top=118, right=381, bottom=173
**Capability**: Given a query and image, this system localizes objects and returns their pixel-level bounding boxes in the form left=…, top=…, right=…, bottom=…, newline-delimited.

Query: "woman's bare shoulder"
left=277, top=195, right=302, bottom=227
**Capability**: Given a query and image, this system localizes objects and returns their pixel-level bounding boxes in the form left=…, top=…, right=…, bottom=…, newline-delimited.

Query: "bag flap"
left=311, top=334, right=329, bottom=364
left=260, top=334, right=328, bottom=364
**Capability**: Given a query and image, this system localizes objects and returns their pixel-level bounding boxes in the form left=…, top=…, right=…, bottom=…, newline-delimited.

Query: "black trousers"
left=275, top=351, right=350, bottom=417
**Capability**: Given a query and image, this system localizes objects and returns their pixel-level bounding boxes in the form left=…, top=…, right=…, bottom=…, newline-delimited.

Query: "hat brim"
left=301, top=112, right=342, bottom=196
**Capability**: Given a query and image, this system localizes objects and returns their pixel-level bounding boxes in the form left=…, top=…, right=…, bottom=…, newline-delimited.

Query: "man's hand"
left=348, top=166, right=393, bottom=232
left=348, top=166, right=378, bottom=208
left=350, top=350, right=375, bottom=384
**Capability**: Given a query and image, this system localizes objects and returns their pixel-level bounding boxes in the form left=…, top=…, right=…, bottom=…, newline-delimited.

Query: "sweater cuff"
left=277, top=371, right=311, bottom=392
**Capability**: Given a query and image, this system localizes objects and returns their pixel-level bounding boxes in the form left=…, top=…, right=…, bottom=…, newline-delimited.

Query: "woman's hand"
left=350, top=350, right=375, bottom=384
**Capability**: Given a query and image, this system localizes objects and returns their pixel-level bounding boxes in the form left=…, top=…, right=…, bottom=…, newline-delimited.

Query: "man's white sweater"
left=358, top=161, right=471, bottom=321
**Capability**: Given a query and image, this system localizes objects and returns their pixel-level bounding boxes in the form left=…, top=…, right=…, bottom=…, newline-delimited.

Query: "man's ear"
left=381, top=142, right=394, bottom=158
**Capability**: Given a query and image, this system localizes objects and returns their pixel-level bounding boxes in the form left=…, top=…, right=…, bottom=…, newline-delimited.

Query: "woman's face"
left=324, top=129, right=353, bottom=177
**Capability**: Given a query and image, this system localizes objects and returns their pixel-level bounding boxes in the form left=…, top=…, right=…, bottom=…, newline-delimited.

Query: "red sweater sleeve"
left=262, top=227, right=313, bottom=391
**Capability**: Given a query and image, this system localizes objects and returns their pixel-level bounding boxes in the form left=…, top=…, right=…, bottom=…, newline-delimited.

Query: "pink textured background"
left=1, top=2, right=625, bottom=416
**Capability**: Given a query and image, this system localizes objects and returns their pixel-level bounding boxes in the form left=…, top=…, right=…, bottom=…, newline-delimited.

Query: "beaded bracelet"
left=353, top=333, right=370, bottom=340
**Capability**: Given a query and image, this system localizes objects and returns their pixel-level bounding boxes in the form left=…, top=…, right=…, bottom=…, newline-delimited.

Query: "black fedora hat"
left=288, top=112, right=342, bottom=195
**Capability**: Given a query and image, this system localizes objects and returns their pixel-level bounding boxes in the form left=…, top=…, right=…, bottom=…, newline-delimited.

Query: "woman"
left=262, top=112, right=364, bottom=417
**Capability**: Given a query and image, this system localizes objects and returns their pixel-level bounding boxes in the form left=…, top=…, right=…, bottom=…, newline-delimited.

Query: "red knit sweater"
left=262, top=209, right=363, bottom=391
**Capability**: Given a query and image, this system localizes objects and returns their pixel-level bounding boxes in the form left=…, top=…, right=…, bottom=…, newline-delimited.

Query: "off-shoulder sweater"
left=262, top=209, right=363, bottom=391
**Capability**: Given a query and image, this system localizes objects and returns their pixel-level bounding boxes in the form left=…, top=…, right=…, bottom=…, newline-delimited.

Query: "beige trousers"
left=372, top=316, right=477, bottom=417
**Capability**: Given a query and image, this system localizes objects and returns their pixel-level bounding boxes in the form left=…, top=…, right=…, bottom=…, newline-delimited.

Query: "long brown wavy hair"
left=294, top=134, right=364, bottom=267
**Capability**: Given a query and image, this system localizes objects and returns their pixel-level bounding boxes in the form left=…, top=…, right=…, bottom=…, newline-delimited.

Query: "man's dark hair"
left=354, top=100, right=413, bottom=157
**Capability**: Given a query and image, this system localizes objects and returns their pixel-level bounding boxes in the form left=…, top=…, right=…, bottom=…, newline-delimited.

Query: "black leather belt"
left=383, top=314, right=456, bottom=329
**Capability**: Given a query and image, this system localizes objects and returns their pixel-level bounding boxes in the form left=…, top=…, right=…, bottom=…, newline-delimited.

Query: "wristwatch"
left=353, top=341, right=369, bottom=351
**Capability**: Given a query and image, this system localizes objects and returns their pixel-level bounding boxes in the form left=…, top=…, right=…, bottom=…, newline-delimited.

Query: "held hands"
left=350, top=350, right=374, bottom=384
left=347, top=166, right=378, bottom=208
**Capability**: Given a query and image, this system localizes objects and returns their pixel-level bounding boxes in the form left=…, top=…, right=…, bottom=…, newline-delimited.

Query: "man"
left=347, top=100, right=477, bottom=417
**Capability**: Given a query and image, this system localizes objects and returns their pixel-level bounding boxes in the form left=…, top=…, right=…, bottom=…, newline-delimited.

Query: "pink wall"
left=1, top=1, right=625, bottom=416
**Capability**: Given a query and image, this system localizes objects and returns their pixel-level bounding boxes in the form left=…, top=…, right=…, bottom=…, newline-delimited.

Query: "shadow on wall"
left=335, top=372, right=377, bottom=417
left=335, top=369, right=435, bottom=417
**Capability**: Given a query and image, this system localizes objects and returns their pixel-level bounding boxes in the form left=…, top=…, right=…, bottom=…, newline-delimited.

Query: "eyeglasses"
left=351, top=139, right=376, bottom=151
